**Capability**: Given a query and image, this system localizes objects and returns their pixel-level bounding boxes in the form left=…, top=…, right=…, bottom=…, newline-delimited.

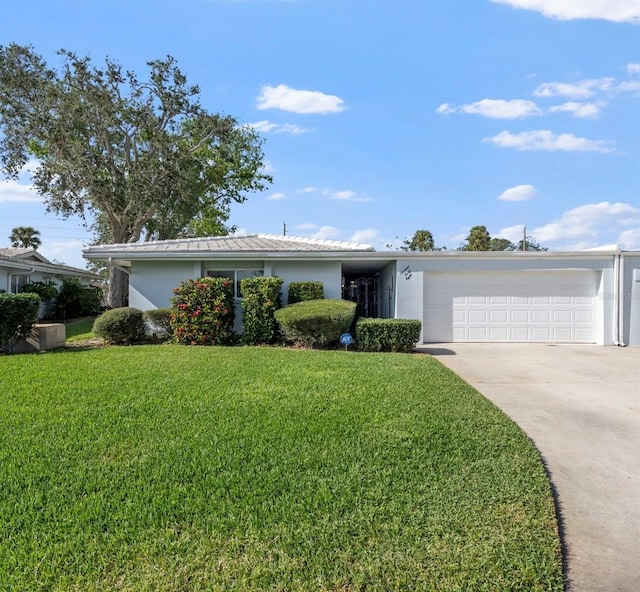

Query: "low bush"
left=355, top=318, right=422, bottom=353
left=94, top=307, right=147, bottom=345
left=0, top=293, right=41, bottom=353
left=287, top=281, right=324, bottom=304
left=144, top=308, right=173, bottom=337
left=170, top=278, right=235, bottom=346
left=240, top=276, right=283, bottom=345
left=274, top=299, right=356, bottom=349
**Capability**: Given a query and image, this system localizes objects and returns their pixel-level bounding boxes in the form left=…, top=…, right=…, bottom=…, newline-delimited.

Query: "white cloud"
left=548, top=101, right=606, bottom=118
left=497, top=224, right=527, bottom=243
left=530, top=202, right=640, bottom=246
left=490, top=0, right=640, bottom=23
left=484, top=130, right=616, bottom=153
left=266, top=192, right=285, bottom=201
left=497, top=184, right=537, bottom=201
left=256, top=84, right=345, bottom=114
left=617, top=228, right=640, bottom=249
left=297, top=186, right=317, bottom=193
left=310, top=225, right=340, bottom=240
left=323, top=189, right=372, bottom=202
left=628, top=63, right=640, bottom=75
left=437, top=99, right=542, bottom=119
left=247, top=120, right=310, bottom=135
left=350, top=228, right=379, bottom=244
left=534, top=78, right=614, bottom=98
left=0, top=179, right=42, bottom=203
left=41, top=239, right=87, bottom=269
left=260, top=160, right=276, bottom=175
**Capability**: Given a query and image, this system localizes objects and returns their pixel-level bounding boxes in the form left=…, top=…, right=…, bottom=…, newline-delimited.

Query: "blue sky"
left=1, top=0, right=639, bottom=268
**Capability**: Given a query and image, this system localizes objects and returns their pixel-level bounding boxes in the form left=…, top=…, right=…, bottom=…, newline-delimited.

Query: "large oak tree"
left=0, top=43, right=270, bottom=307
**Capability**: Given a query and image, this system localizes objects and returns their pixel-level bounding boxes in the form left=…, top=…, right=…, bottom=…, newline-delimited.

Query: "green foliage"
left=144, top=308, right=173, bottom=337
left=0, top=293, right=40, bottom=353
left=355, top=318, right=422, bottom=353
left=401, top=229, right=435, bottom=251
left=0, top=43, right=271, bottom=307
left=170, top=277, right=235, bottom=345
left=489, top=237, right=515, bottom=251
left=93, top=307, right=147, bottom=345
left=274, top=299, right=357, bottom=348
left=240, top=276, right=283, bottom=345
left=461, top=225, right=492, bottom=251
left=54, top=278, right=103, bottom=319
left=21, top=280, right=57, bottom=301
left=287, top=281, right=324, bottom=304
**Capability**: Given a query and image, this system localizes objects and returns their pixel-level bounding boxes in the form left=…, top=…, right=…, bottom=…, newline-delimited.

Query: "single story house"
left=83, top=234, right=640, bottom=346
left=0, top=247, right=99, bottom=293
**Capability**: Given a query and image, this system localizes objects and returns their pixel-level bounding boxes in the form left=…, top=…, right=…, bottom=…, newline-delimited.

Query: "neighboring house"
left=0, top=248, right=99, bottom=294
left=83, top=234, right=640, bottom=346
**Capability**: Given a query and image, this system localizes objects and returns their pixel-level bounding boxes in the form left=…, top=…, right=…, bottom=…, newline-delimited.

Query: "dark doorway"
left=343, top=274, right=378, bottom=318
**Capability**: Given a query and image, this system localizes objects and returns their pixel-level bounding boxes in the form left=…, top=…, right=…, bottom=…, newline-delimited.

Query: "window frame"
left=205, top=269, right=264, bottom=298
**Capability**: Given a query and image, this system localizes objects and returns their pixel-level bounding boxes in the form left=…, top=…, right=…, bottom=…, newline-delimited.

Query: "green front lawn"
left=64, top=316, right=97, bottom=342
left=0, top=346, right=563, bottom=591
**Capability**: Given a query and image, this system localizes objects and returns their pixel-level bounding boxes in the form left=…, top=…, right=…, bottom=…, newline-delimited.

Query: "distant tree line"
left=401, top=226, right=547, bottom=252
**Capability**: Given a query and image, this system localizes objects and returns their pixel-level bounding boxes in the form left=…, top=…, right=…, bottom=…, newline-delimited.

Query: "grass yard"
left=64, top=317, right=97, bottom=342
left=0, top=346, right=563, bottom=591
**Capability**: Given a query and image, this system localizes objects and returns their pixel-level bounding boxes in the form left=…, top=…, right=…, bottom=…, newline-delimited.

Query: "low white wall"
left=270, top=260, right=343, bottom=303
left=129, top=260, right=200, bottom=310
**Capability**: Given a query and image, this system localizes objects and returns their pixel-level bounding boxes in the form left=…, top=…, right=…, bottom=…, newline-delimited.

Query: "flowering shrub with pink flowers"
left=170, top=277, right=235, bottom=345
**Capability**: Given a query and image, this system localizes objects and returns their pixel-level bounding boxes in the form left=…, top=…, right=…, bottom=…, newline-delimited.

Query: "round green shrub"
left=94, top=307, right=147, bottom=345
left=287, top=281, right=324, bottom=305
left=274, top=299, right=356, bottom=348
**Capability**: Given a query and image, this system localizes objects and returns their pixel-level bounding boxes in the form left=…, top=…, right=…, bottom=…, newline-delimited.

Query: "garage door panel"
left=424, top=271, right=597, bottom=343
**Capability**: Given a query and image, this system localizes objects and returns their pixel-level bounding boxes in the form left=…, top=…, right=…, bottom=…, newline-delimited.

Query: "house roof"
left=0, top=248, right=99, bottom=279
left=84, top=233, right=376, bottom=263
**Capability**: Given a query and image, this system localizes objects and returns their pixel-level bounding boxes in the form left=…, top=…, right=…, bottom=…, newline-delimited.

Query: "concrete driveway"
left=423, top=343, right=640, bottom=592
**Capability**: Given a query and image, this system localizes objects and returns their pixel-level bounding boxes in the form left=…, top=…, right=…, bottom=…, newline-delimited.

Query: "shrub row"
left=355, top=318, right=422, bottom=353
left=0, top=293, right=40, bottom=354
left=90, top=279, right=421, bottom=353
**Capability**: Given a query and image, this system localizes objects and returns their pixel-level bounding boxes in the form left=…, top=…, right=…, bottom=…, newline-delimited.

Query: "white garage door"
left=423, top=271, right=597, bottom=343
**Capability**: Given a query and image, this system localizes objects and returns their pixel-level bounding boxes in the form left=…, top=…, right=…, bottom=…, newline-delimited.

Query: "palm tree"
left=9, top=226, right=42, bottom=249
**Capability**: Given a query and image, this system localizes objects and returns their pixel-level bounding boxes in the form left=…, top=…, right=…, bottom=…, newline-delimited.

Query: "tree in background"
left=517, top=236, right=548, bottom=251
left=401, top=229, right=436, bottom=251
left=0, top=43, right=271, bottom=307
left=9, top=226, right=41, bottom=249
left=488, top=237, right=514, bottom=251
left=461, top=225, right=492, bottom=251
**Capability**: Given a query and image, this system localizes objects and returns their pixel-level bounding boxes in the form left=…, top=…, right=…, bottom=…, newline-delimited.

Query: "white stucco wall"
left=395, top=268, right=424, bottom=340
left=129, top=260, right=200, bottom=310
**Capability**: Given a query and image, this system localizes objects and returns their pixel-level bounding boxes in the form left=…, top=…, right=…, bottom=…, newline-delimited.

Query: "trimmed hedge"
left=240, top=276, right=283, bottom=345
left=274, top=299, right=356, bottom=349
left=170, top=278, right=235, bottom=346
left=94, top=307, right=147, bottom=345
left=287, top=281, right=324, bottom=305
left=355, top=318, right=422, bottom=353
left=0, top=293, right=41, bottom=353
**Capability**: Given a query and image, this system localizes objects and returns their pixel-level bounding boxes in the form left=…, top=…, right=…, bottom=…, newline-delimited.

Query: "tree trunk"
left=107, top=266, right=129, bottom=308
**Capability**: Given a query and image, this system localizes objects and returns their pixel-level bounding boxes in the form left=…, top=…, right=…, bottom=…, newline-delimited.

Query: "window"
left=206, top=269, right=264, bottom=298
left=10, top=275, right=29, bottom=294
